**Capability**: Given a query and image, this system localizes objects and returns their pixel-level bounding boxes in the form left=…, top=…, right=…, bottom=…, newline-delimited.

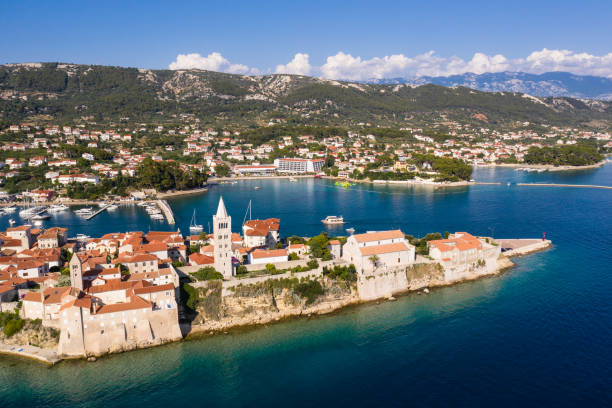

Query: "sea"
left=0, top=162, right=611, bottom=407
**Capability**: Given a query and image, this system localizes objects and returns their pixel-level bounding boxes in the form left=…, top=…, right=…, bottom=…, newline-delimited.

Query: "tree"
left=191, top=267, right=223, bottom=281
left=215, top=164, right=230, bottom=177
left=288, top=253, right=299, bottom=261
left=369, top=255, right=379, bottom=270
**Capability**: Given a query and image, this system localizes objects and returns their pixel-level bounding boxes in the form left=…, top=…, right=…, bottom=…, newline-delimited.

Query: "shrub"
left=183, top=283, right=199, bottom=312
left=306, top=259, right=319, bottom=270
left=192, top=266, right=223, bottom=281
left=288, top=253, right=299, bottom=261
left=236, top=265, right=248, bottom=275
left=294, top=280, right=324, bottom=305
left=1, top=312, right=25, bottom=337
left=323, top=264, right=357, bottom=282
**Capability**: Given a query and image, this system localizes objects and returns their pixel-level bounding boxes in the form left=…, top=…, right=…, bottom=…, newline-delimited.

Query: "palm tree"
left=369, top=255, right=379, bottom=270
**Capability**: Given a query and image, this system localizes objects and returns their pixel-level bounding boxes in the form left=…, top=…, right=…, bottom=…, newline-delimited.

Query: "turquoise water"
left=1, top=162, right=611, bottom=407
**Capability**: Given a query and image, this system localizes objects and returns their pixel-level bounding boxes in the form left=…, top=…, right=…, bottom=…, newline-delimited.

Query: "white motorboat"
left=321, top=215, right=344, bottom=225
left=189, top=209, right=204, bottom=235
left=151, top=214, right=164, bottom=220
left=346, top=227, right=355, bottom=235
left=31, top=213, right=51, bottom=221
left=3, top=206, right=16, bottom=214
left=8, top=218, right=15, bottom=225
left=289, top=177, right=297, bottom=182
left=47, top=204, right=69, bottom=213
left=106, top=204, right=118, bottom=211
left=74, top=207, right=94, bottom=216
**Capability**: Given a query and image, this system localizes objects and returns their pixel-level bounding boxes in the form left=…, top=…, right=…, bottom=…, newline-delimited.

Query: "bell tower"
left=213, top=196, right=233, bottom=278
left=69, top=254, right=84, bottom=290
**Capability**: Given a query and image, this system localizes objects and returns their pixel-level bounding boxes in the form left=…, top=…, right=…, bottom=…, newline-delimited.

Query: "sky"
left=2, top=0, right=612, bottom=79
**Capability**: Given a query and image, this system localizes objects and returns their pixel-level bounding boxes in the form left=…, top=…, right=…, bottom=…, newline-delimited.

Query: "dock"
left=496, top=238, right=552, bottom=256
left=157, top=200, right=175, bottom=224
left=516, top=183, right=612, bottom=190
left=0, top=342, right=62, bottom=365
left=84, top=204, right=110, bottom=220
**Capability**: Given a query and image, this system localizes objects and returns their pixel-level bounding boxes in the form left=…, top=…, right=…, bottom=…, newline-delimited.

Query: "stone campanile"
left=213, top=196, right=233, bottom=278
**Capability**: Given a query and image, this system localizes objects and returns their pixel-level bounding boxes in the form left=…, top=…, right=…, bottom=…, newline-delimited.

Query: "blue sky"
left=2, top=0, right=612, bottom=78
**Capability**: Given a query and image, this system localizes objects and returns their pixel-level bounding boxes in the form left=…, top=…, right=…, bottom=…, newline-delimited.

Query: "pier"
left=157, top=200, right=175, bottom=224
left=516, top=183, right=612, bottom=190
left=84, top=204, right=110, bottom=220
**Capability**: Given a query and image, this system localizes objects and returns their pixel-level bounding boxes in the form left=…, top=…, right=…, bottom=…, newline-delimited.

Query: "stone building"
left=342, top=230, right=415, bottom=273
left=213, top=197, right=234, bottom=279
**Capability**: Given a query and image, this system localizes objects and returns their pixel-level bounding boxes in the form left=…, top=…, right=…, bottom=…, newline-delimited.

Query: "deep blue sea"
left=1, top=162, right=611, bottom=407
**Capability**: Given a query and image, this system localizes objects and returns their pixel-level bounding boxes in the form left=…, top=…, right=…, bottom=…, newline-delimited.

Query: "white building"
left=273, top=158, right=324, bottom=173
left=248, top=249, right=288, bottom=265
left=342, top=230, right=415, bottom=273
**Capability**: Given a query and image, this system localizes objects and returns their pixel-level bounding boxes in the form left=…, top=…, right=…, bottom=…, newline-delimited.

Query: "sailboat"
left=189, top=209, right=204, bottom=235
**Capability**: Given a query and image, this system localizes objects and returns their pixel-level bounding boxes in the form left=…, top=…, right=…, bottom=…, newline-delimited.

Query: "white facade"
left=342, top=230, right=415, bottom=273
left=213, top=197, right=234, bottom=278
left=273, top=158, right=324, bottom=173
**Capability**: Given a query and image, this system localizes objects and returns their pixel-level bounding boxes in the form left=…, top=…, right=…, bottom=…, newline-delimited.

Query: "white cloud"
left=169, top=52, right=255, bottom=75
left=275, top=53, right=311, bottom=75
left=170, top=49, right=612, bottom=79
left=319, top=49, right=612, bottom=79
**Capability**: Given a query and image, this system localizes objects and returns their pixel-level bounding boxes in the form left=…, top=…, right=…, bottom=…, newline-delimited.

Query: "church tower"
left=69, top=254, right=84, bottom=290
left=213, top=196, right=233, bottom=278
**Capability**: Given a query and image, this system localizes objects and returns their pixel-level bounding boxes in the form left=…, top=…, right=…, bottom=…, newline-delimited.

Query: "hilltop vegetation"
left=523, top=143, right=604, bottom=166
left=1, top=63, right=611, bottom=129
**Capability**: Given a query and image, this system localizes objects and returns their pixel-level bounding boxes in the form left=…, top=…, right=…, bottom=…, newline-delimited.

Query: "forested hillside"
left=1, top=63, right=611, bottom=128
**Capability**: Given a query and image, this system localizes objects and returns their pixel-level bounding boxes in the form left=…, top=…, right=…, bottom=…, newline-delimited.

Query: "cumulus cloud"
left=319, top=49, right=612, bottom=79
left=170, top=49, right=612, bottom=79
left=275, top=53, right=311, bottom=75
left=169, top=52, right=255, bottom=75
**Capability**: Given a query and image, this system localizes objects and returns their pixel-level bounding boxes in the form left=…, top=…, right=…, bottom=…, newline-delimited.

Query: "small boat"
left=189, top=210, right=204, bottom=235
left=76, top=233, right=90, bottom=241
left=289, top=177, right=297, bottom=182
left=106, top=204, right=118, bottom=211
left=33, top=220, right=43, bottom=226
left=346, top=227, right=355, bottom=235
left=151, top=214, right=164, bottom=220
left=3, top=205, right=16, bottom=214
left=8, top=218, right=15, bottom=225
left=137, top=201, right=149, bottom=207
left=254, top=186, right=260, bottom=190
left=321, top=215, right=344, bottom=225
left=314, top=174, right=322, bottom=179
left=31, top=213, right=51, bottom=220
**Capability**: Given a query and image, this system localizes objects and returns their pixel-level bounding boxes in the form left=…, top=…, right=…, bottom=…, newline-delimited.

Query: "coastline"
left=0, top=342, right=62, bottom=365
left=483, top=159, right=607, bottom=172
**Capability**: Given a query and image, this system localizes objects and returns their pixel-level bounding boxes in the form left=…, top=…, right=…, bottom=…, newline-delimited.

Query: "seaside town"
left=0, top=120, right=609, bottom=203
left=0, top=191, right=551, bottom=361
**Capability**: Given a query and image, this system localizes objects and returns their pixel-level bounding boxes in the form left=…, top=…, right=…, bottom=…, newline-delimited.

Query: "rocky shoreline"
left=487, top=160, right=607, bottom=172
left=1, top=243, right=552, bottom=365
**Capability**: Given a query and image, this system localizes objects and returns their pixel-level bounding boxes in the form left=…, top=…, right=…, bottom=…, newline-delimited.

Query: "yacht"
left=74, top=207, right=94, bottom=216
left=31, top=213, right=51, bottom=221
left=76, top=233, right=91, bottom=241
left=189, top=210, right=204, bottom=235
left=3, top=205, right=17, bottom=214
left=321, top=215, right=345, bottom=225
left=47, top=204, right=69, bottom=213
left=106, top=204, right=118, bottom=211
left=151, top=213, right=165, bottom=220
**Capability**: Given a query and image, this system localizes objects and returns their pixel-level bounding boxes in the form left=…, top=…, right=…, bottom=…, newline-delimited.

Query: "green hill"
left=1, top=62, right=611, bottom=128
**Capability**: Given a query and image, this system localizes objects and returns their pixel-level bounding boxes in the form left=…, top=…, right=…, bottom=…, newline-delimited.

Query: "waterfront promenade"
left=0, top=343, right=61, bottom=365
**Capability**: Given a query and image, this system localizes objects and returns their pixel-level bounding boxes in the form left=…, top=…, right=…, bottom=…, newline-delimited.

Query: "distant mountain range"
left=368, top=72, right=612, bottom=100
left=0, top=63, right=611, bottom=127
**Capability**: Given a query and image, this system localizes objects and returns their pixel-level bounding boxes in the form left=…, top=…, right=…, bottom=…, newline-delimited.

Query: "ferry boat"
left=189, top=210, right=204, bottom=235
left=321, top=215, right=344, bottom=225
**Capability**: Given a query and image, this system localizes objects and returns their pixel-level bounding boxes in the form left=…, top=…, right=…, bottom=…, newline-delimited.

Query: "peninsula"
left=0, top=197, right=551, bottom=363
